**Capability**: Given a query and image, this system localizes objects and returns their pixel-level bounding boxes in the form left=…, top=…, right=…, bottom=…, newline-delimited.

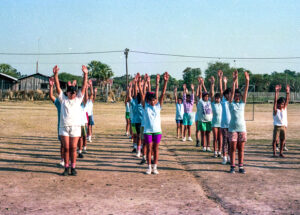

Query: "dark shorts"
left=176, top=119, right=183, bottom=124
left=144, top=133, right=162, bottom=144
left=88, top=115, right=95, bottom=126
left=135, top=123, right=141, bottom=135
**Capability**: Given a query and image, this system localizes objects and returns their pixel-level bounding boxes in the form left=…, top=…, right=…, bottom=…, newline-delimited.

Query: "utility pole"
left=36, top=61, right=38, bottom=74
left=124, top=48, right=129, bottom=89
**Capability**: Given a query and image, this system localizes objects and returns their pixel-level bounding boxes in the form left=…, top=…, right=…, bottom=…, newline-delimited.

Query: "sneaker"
left=59, top=160, right=65, bottom=167
left=283, top=146, right=288, bottom=151
left=187, top=137, right=193, bottom=141
left=125, top=132, right=129, bottom=136
left=222, top=157, right=227, bottom=165
left=70, top=168, right=77, bottom=176
left=218, top=151, right=222, bottom=157
left=132, top=148, right=136, bottom=153
left=62, top=168, right=69, bottom=176
left=153, top=168, right=159, bottom=175
left=239, top=167, right=246, bottom=174
left=203, top=147, right=207, bottom=152
left=182, top=137, right=186, bottom=142
left=140, top=157, right=146, bottom=165
left=230, top=166, right=235, bottom=174
left=227, top=156, right=231, bottom=164
left=196, top=140, right=200, bottom=147
left=207, top=147, right=212, bottom=152
left=78, top=153, right=84, bottom=158
left=145, top=168, right=151, bottom=175
left=214, top=152, right=218, bottom=158
left=276, top=147, right=279, bottom=152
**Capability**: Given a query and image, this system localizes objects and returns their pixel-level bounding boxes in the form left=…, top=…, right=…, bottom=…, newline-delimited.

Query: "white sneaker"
left=187, top=137, right=193, bottom=141
left=276, top=147, right=279, bottom=152
left=146, top=168, right=151, bottom=175
left=83, top=147, right=87, bottom=153
left=214, top=152, right=218, bottom=158
left=218, top=151, right=222, bottom=157
left=203, top=147, right=207, bottom=152
left=125, top=132, right=128, bottom=136
left=153, top=168, right=159, bottom=175
left=284, top=146, right=288, bottom=151
left=222, top=157, right=227, bottom=165
left=182, top=137, right=186, bottom=142
left=207, top=147, right=212, bottom=152
left=59, top=160, right=65, bottom=167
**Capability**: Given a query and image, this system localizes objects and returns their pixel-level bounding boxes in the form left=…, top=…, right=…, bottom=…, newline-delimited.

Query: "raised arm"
left=230, top=71, right=238, bottom=103
left=183, top=84, right=187, bottom=104
left=53, top=65, right=61, bottom=95
left=49, top=77, right=56, bottom=102
left=155, top=74, right=160, bottom=101
left=198, top=78, right=203, bottom=100
left=174, top=87, right=178, bottom=104
left=81, top=65, right=88, bottom=95
left=128, top=81, right=133, bottom=101
left=159, top=72, right=169, bottom=107
left=223, top=76, right=228, bottom=91
left=83, top=86, right=88, bottom=105
left=210, top=76, right=215, bottom=100
left=88, top=80, right=94, bottom=101
left=218, top=70, right=223, bottom=97
left=273, top=85, right=281, bottom=115
left=243, top=71, right=249, bottom=103
left=190, top=84, right=195, bottom=105
left=285, top=85, right=290, bottom=109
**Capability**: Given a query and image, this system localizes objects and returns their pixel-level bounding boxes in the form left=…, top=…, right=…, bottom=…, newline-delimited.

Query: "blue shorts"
left=176, top=119, right=183, bottom=124
left=183, top=112, right=194, bottom=126
left=88, top=115, right=95, bottom=126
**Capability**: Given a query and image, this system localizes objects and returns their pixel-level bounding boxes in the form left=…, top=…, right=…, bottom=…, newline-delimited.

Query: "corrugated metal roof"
left=0, top=73, right=18, bottom=81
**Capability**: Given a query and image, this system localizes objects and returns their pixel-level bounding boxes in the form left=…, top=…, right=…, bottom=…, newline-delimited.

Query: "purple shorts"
left=144, top=133, right=162, bottom=144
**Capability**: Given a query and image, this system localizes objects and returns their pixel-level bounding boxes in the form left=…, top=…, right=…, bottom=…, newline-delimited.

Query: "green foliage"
left=0, top=64, right=22, bottom=78
left=113, top=74, right=133, bottom=89
left=87, top=61, right=114, bottom=83
left=58, top=72, right=83, bottom=85
left=182, top=67, right=202, bottom=87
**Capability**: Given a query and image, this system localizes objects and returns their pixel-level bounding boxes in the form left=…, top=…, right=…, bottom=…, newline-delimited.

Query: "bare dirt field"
left=0, top=102, right=299, bottom=215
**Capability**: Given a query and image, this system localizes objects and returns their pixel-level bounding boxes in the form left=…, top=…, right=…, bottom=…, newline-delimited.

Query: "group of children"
left=125, top=72, right=169, bottom=175
left=50, top=65, right=95, bottom=176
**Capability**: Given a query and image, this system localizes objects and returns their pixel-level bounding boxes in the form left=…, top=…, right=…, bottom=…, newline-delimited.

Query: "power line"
left=0, top=50, right=123, bottom=56
left=130, top=50, right=300, bottom=60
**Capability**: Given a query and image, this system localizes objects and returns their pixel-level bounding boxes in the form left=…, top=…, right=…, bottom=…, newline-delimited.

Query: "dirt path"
left=0, top=134, right=226, bottom=215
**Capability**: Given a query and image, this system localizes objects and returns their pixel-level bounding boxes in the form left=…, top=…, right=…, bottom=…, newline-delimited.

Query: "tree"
left=58, top=72, right=83, bottom=85
left=87, top=60, right=114, bottom=101
left=182, top=67, right=201, bottom=87
left=0, top=64, right=22, bottom=78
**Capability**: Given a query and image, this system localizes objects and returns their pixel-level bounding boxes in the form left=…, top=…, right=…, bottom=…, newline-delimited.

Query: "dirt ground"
left=0, top=102, right=299, bottom=215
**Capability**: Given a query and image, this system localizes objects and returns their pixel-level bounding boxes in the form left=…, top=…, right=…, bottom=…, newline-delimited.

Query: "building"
left=0, top=73, right=18, bottom=91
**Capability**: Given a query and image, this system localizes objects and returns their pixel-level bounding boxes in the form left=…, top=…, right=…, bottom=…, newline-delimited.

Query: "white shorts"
left=59, top=126, right=81, bottom=137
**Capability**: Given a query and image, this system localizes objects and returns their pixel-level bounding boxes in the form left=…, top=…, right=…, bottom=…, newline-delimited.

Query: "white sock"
left=143, top=155, right=146, bottom=159
left=153, top=164, right=157, bottom=169
left=79, top=150, right=82, bottom=153
left=148, top=165, right=151, bottom=169
left=83, top=146, right=87, bottom=150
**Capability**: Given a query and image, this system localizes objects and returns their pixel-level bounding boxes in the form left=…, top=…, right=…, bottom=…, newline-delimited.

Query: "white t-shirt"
left=81, top=103, right=88, bottom=126
left=273, top=108, right=288, bottom=127
left=143, top=102, right=162, bottom=134
left=197, top=99, right=213, bottom=122
left=59, top=91, right=84, bottom=127
left=86, top=99, right=94, bottom=116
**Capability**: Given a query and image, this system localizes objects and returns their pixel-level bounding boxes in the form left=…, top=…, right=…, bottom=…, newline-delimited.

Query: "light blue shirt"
left=125, top=102, right=130, bottom=113
left=175, top=103, right=184, bottom=120
left=229, top=101, right=246, bottom=132
left=143, top=102, right=162, bottom=134
left=130, top=99, right=136, bottom=123
left=54, top=98, right=61, bottom=130
left=221, top=97, right=231, bottom=128
left=212, top=102, right=222, bottom=128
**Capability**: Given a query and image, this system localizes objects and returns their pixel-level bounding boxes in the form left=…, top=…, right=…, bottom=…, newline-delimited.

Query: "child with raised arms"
left=140, top=72, right=169, bottom=175
left=174, top=87, right=184, bottom=139
left=210, top=76, right=223, bottom=157
left=272, top=84, right=289, bottom=157
left=228, top=70, right=249, bottom=174
left=182, top=84, right=195, bottom=142
left=49, top=77, right=64, bottom=167
left=219, top=70, right=231, bottom=165
left=125, top=90, right=131, bottom=136
left=197, top=78, right=213, bottom=152
left=86, top=80, right=96, bottom=143
left=53, top=65, right=88, bottom=176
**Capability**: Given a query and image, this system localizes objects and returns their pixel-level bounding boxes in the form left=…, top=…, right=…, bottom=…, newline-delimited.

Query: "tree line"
left=1, top=61, right=299, bottom=92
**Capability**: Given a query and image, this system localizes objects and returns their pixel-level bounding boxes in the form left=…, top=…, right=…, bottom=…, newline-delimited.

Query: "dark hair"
left=146, top=92, right=156, bottom=102
left=136, top=93, right=142, bottom=104
left=234, top=88, right=243, bottom=100
left=223, top=88, right=231, bottom=96
left=277, top=97, right=286, bottom=105
left=178, top=97, right=183, bottom=101
left=186, top=94, right=191, bottom=98
left=67, top=86, right=77, bottom=94
left=202, top=92, right=209, bottom=99
left=215, top=93, right=221, bottom=99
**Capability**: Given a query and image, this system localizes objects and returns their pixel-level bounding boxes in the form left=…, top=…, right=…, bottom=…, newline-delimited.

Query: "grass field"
left=0, top=102, right=299, bottom=214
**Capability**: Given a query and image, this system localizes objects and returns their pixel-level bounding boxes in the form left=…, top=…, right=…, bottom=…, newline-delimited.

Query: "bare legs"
left=213, top=127, right=223, bottom=153
left=61, top=136, right=80, bottom=168
left=176, top=123, right=183, bottom=139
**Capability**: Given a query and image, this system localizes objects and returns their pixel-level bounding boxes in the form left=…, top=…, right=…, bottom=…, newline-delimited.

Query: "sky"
left=0, top=0, right=299, bottom=79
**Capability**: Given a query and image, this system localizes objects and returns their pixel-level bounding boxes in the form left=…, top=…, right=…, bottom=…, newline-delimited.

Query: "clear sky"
left=0, top=0, right=299, bottom=79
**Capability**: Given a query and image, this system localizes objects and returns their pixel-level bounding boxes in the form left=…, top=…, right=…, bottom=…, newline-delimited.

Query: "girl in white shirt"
left=53, top=65, right=88, bottom=176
